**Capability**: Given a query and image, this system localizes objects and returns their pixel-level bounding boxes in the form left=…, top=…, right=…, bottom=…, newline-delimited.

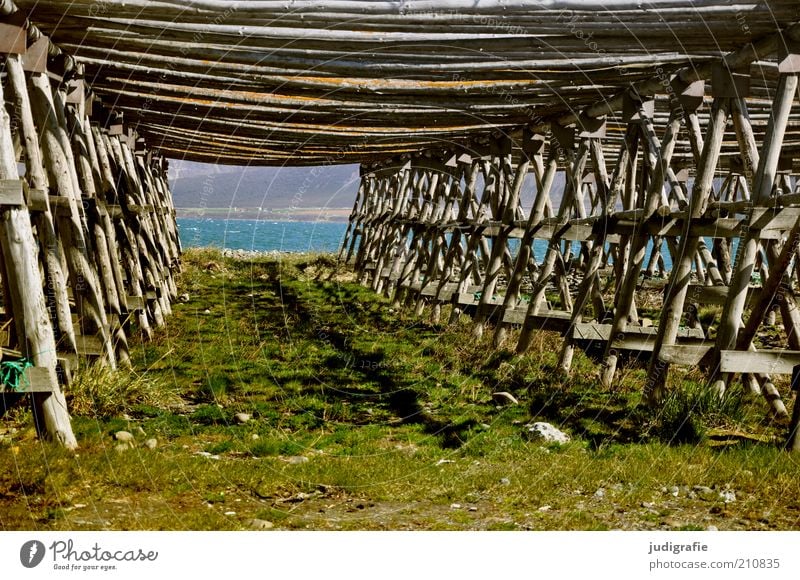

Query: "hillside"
left=168, top=160, right=360, bottom=209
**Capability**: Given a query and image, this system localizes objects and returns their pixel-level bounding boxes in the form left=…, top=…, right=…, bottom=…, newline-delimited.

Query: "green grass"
left=0, top=248, right=798, bottom=531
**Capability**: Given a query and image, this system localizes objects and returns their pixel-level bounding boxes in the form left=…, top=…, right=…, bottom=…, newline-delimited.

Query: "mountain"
left=167, top=160, right=566, bottom=215
left=168, top=160, right=361, bottom=209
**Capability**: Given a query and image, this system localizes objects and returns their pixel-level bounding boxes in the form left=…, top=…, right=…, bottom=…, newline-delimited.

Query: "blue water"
left=177, top=218, right=348, bottom=253
left=179, top=218, right=734, bottom=272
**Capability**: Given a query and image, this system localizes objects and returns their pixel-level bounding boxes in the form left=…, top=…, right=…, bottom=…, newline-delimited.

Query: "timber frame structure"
left=3, top=1, right=800, bottom=447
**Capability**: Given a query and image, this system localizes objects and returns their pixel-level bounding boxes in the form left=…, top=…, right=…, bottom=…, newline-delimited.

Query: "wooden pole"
left=0, top=60, right=76, bottom=449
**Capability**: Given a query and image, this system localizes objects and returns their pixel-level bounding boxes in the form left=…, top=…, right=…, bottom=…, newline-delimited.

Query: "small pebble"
left=594, top=488, right=606, bottom=499
left=450, top=503, right=461, bottom=510
left=144, top=438, right=158, bottom=450
left=538, top=505, right=552, bottom=512
left=251, top=434, right=260, bottom=440
left=719, top=490, right=736, bottom=503
left=248, top=518, right=274, bottom=530
left=224, top=511, right=237, bottom=516
left=234, top=413, right=251, bottom=424
left=499, top=478, right=511, bottom=486
left=707, top=525, right=719, bottom=531
left=114, top=431, right=134, bottom=443
left=287, top=456, right=309, bottom=464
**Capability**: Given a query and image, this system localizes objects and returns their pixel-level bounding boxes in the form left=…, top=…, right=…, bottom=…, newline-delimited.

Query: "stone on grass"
left=523, top=422, right=570, bottom=444
left=144, top=438, right=158, bottom=450
left=248, top=518, right=274, bottom=530
left=179, top=293, right=190, bottom=303
left=114, top=431, right=134, bottom=443
left=287, top=456, right=309, bottom=464
left=719, top=490, right=736, bottom=503
left=234, top=412, right=251, bottom=424
left=492, top=391, right=519, bottom=406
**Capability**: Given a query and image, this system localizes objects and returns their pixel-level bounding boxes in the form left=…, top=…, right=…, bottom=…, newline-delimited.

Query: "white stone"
left=248, top=518, right=274, bottom=530
left=144, top=438, right=158, bottom=450
left=114, top=431, right=134, bottom=443
left=524, top=422, right=570, bottom=444
left=234, top=412, right=251, bottom=424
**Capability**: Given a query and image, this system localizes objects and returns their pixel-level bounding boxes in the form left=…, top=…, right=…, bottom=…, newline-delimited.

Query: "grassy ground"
left=1, top=249, right=800, bottom=531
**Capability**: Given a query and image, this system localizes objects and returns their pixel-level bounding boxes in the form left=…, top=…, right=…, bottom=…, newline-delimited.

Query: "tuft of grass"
left=67, top=363, right=180, bottom=418
left=649, top=383, right=746, bottom=444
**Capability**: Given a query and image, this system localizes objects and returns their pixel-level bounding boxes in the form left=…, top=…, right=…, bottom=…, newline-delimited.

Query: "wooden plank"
left=0, top=366, right=57, bottom=394
left=21, top=36, right=48, bottom=73
left=0, top=12, right=27, bottom=55
left=720, top=350, right=800, bottom=375
left=75, top=334, right=104, bottom=357
left=126, top=295, right=146, bottom=311
left=0, top=179, right=24, bottom=206
left=658, top=345, right=713, bottom=366
left=503, top=307, right=571, bottom=332
left=571, top=323, right=704, bottom=341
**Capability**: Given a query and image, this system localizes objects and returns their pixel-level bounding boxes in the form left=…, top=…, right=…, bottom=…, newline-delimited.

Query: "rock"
left=538, top=505, right=551, bottom=512
left=641, top=502, right=655, bottom=509
left=224, top=511, right=237, bottom=516
left=641, top=318, right=653, bottom=328
left=178, top=293, right=190, bottom=303
left=203, top=309, right=211, bottom=314
left=251, top=434, right=260, bottom=440
left=114, top=443, right=130, bottom=453
left=468, top=506, right=478, bottom=512
left=144, top=438, right=158, bottom=450
left=669, top=486, right=680, bottom=497
left=195, top=451, right=221, bottom=460
left=499, top=477, right=511, bottom=486
left=492, top=391, right=519, bottom=405
left=480, top=423, right=491, bottom=430
left=287, top=456, right=309, bottom=464
left=135, top=426, right=146, bottom=436
left=435, top=459, right=455, bottom=466
left=523, top=422, right=570, bottom=444
left=114, top=431, right=134, bottom=443
left=204, top=261, right=222, bottom=272
left=719, top=490, right=736, bottom=503
left=450, top=503, right=461, bottom=510
left=594, top=488, right=606, bottom=499
left=234, top=412, right=251, bottom=424
left=248, top=518, right=274, bottom=530
left=706, top=525, right=719, bottom=531
left=662, top=517, right=685, bottom=528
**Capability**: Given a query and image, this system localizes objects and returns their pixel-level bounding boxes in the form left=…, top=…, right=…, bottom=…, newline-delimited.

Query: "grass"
left=1, top=248, right=799, bottom=530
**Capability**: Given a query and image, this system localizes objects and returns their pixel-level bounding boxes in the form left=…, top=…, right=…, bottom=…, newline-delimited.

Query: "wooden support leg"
left=0, top=66, right=76, bottom=448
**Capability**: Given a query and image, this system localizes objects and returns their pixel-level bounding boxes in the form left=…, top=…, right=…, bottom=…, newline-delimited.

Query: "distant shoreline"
left=175, top=207, right=351, bottom=222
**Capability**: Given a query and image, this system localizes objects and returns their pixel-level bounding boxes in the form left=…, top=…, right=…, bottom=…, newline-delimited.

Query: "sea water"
left=178, top=217, right=705, bottom=272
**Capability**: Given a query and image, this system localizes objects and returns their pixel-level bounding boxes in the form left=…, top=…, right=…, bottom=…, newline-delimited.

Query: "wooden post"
left=646, top=96, right=731, bottom=403
left=4, top=54, right=76, bottom=355
left=0, top=60, right=76, bottom=449
left=28, top=70, right=116, bottom=368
